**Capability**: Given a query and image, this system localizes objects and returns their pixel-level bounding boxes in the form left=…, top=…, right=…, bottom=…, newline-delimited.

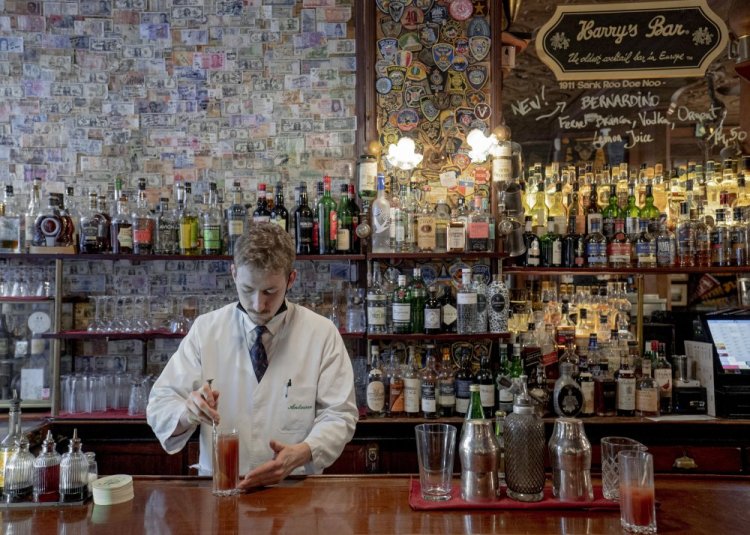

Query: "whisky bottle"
left=201, top=182, right=223, bottom=255
left=438, top=347, right=456, bottom=417
left=110, top=194, right=133, bottom=254
left=433, top=198, right=450, bottom=253
left=454, top=349, right=473, bottom=416
left=270, top=182, right=289, bottom=232
left=392, top=275, right=412, bottom=334
left=132, top=178, right=156, bottom=255
left=366, top=345, right=386, bottom=418
left=225, top=181, right=247, bottom=255
left=403, top=347, right=421, bottom=417
left=386, top=351, right=404, bottom=417
left=475, top=355, right=496, bottom=418
left=154, top=197, right=178, bottom=255
left=0, top=185, right=21, bottom=253
left=294, top=183, right=314, bottom=255
left=78, top=192, right=102, bottom=254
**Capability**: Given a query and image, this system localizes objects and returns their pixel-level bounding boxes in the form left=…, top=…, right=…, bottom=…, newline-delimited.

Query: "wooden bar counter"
left=1, top=474, right=749, bottom=533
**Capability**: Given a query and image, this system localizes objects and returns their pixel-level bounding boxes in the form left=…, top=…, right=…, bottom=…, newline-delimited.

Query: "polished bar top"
left=1, top=474, right=749, bottom=534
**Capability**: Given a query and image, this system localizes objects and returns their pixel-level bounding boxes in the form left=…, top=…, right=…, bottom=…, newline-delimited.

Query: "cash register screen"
left=705, top=317, right=750, bottom=373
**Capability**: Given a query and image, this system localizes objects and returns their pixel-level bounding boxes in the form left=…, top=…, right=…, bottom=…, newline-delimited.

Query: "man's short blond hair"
left=233, top=222, right=295, bottom=275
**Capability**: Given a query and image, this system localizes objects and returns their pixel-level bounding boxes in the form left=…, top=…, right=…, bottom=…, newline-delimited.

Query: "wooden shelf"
left=366, top=332, right=509, bottom=341
left=368, top=252, right=501, bottom=260
left=0, top=296, right=54, bottom=303
left=503, top=265, right=750, bottom=275
left=44, top=330, right=185, bottom=340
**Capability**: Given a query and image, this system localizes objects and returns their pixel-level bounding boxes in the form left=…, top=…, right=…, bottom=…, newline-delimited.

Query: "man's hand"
left=179, top=383, right=220, bottom=428
left=237, top=440, right=312, bottom=490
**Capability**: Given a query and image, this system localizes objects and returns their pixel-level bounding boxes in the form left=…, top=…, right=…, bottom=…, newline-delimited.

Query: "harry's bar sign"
left=535, top=0, right=728, bottom=80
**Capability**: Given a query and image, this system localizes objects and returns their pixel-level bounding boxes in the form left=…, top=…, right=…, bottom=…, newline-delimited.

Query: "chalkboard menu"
left=536, top=0, right=728, bottom=80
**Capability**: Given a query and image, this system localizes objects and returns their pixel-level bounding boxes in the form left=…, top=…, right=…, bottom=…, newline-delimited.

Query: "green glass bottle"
left=317, top=175, right=338, bottom=254
left=335, top=183, right=352, bottom=253
left=640, top=184, right=660, bottom=232
left=465, top=384, right=485, bottom=420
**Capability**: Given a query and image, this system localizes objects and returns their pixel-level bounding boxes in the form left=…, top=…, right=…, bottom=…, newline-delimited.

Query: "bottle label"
left=586, top=241, right=607, bottom=265
left=179, top=222, right=193, bottom=249
left=117, top=226, right=133, bottom=249
left=253, top=215, right=271, bottom=223
left=392, top=302, right=411, bottom=322
left=468, top=222, right=489, bottom=239
left=134, top=226, right=153, bottom=245
left=421, top=383, right=437, bottom=413
left=202, top=227, right=221, bottom=250
left=367, top=305, right=386, bottom=326
left=607, top=239, right=631, bottom=264
left=366, top=381, right=385, bottom=412
left=447, top=225, right=465, bottom=250
left=654, top=368, right=672, bottom=392
left=492, top=157, right=512, bottom=182
left=457, top=292, right=477, bottom=305
left=228, top=220, right=244, bottom=237
left=626, top=216, right=640, bottom=235
left=417, top=216, right=436, bottom=250
left=438, top=382, right=455, bottom=406
left=404, top=378, right=421, bottom=413
left=442, top=304, right=457, bottom=325
left=336, top=228, right=350, bottom=250
left=389, top=382, right=404, bottom=413
left=38, top=215, right=62, bottom=246
left=424, top=308, right=441, bottom=329
left=490, top=291, right=507, bottom=313
left=479, top=384, right=495, bottom=408
left=551, top=240, right=562, bottom=265
left=274, top=217, right=287, bottom=231
left=358, top=160, right=377, bottom=195
left=580, top=380, right=595, bottom=414
left=617, top=377, right=636, bottom=410
left=476, top=293, right=487, bottom=314
left=329, top=210, right=338, bottom=242
left=388, top=207, right=398, bottom=239
left=635, top=241, right=656, bottom=264
left=636, top=387, right=658, bottom=413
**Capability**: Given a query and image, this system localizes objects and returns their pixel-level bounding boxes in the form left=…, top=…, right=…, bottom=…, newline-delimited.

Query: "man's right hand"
left=180, top=383, right=220, bottom=427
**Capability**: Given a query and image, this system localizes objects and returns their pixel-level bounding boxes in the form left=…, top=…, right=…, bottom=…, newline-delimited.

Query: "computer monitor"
left=702, top=312, right=750, bottom=386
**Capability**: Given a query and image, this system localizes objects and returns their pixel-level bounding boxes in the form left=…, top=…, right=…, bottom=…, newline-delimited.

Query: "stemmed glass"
left=88, top=296, right=105, bottom=332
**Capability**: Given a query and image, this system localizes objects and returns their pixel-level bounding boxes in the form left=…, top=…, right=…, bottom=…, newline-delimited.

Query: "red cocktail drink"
left=213, top=431, right=239, bottom=496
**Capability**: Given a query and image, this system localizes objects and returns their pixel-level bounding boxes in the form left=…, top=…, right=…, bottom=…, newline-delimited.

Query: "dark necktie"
left=249, top=326, right=269, bottom=382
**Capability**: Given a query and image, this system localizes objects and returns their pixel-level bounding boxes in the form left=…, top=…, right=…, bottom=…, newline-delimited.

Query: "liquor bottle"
left=705, top=160, right=720, bottom=216
left=423, top=285, right=442, bottom=334
left=184, top=182, right=201, bottom=252
left=624, top=182, right=641, bottom=242
left=401, top=182, right=419, bottom=252
left=0, top=185, right=22, bottom=253
left=357, top=153, right=378, bottom=201
left=270, top=182, right=289, bottom=232
left=496, top=345, right=514, bottom=413
left=225, top=181, right=247, bottom=255
left=602, top=184, right=619, bottom=240
left=584, top=216, right=607, bottom=267
left=467, top=196, right=491, bottom=251
left=33, top=430, right=61, bottom=503
left=367, top=262, right=388, bottom=334
left=348, top=184, right=361, bottom=253
left=23, top=178, right=42, bottom=252
left=475, top=355, right=496, bottom=418
left=653, top=344, right=673, bottom=414
left=531, top=180, right=548, bottom=230
left=59, top=429, right=89, bottom=502
left=634, top=219, right=657, bottom=268
left=635, top=365, right=659, bottom=417
left=487, top=270, right=509, bottom=333
left=710, top=208, right=731, bottom=266
left=438, top=347, right=456, bottom=417
left=392, top=275, right=412, bottom=334
left=311, top=181, right=323, bottom=252
left=655, top=217, right=676, bottom=267
left=420, top=345, right=439, bottom=419
left=608, top=203, right=632, bottom=268
left=403, top=347, right=421, bottom=417
left=201, top=182, right=223, bottom=255
left=472, top=274, right=489, bottom=333
left=522, top=216, right=541, bottom=266
left=334, top=184, right=352, bottom=253
left=586, top=182, right=602, bottom=235
left=579, top=372, right=595, bottom=416
left=177, top=183, right=198, bottom=255
left=433, top=198, right=450, bottom=253
left=447, top=199, right=467, bottom=253
left=440, top=285, right=458, bottom=333
left=640, top=184, right=660, bottom=232
left=692, top=206, right=711, bottom=267
left=457, top=269, right=477, bottom=335
left=388, top=181, right=403, bottom=252
left=562, top=214, right=585, bottom=267
left=370, top=173, right=391, bottom=253
left=553, top=362, right=583, bottom=417
left=110, top=194, right=133, bottom=254
left=0, top=390, right=22, bottom=496
left=409, top=268, right=427, bottom=333
left=96, top=195, right=112, bottom=253
left=615, top=356, right=636, bottom=416
left=252, top=183, right=271, bottom=224
left=386, top=351, right=404, bottom=417
left=540, top=219, right=562, bottom=267
left=78, top=192, right=102, bottom=254
left=454, top=349, right=473, bottom=416
left=317, top=176, right=338, bottom=254
left=291, top=183, right=313, bottom=254
left=132, top=177, right=156, bottom=255
left=730, top=207, right=747, bottom=266
left=547, top=181, right=566, bottom=223
left=465, top=384, right=485, bottom=420
left=417, top=198, right=437, bottom=253
left=32, top=194, right=62, bottom=247
left=366, top=345, right=386, bottom=417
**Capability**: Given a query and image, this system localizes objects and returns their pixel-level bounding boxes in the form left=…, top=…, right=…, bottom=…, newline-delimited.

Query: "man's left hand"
left=237, top=440, right=312, bottom=490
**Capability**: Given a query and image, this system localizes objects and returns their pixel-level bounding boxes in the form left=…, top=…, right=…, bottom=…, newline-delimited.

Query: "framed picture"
left=670, top=283, right=688, bottom=307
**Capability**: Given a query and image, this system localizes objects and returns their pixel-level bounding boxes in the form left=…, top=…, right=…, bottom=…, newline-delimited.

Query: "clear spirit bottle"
left=433, top=198, right=450, bottom=253
left=420, top=345, right=439, bottom=419
left=4, top=436, right=34, bottom=503
left=457, top=269, right=477, bottom=334
left=467, top=196, right=491, bottom=252
left=472, top=274, right=489, bottom=333
left=487, top=270, right=509, bottom=333
left=366, top=262, right=388, bottom=334
left=391, top=275, right=412, bottom=334
left=655, top=217, right=676, bottom=267
left=110, top=194, right=133, bottom=254
left=370, top=173, right=391, bottom=253
left=78, top=192, right=101, bottom=254
left=23, top=178, right=42, bottom=252
left=0, top=185, right=22, bottom=253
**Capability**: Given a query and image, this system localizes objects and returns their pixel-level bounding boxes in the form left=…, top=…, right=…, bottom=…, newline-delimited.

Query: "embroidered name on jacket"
left=288, top=403, right=313, bottom=410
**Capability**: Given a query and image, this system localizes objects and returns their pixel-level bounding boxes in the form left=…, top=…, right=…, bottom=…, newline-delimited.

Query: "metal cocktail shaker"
left=459, top=419, right=500, bottom=502
left=504, top=378, right=545, bottom=502
left=548, top=417, right=594, bottom=502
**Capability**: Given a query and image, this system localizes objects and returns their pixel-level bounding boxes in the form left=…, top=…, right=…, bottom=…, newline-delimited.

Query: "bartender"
left=147, top=222, right=358, bottom=489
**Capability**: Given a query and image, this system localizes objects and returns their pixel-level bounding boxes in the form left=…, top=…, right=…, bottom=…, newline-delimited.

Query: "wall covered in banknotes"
left=0, top=0, right=358, bottom=200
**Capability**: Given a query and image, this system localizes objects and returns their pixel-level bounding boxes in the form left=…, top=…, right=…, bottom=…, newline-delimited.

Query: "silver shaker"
left=459, top=419, right=500, bottom=502
left=548, top=417, right=594, bottom=502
